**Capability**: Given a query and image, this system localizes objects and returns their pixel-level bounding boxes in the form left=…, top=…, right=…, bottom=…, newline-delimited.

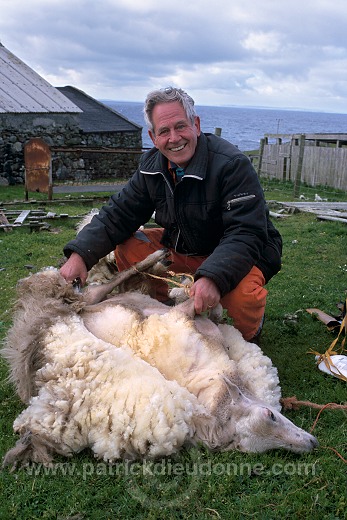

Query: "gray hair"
left=143, top=87, right=197, bottom=132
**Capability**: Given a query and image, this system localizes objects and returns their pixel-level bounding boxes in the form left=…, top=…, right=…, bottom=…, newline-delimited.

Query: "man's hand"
left=189, top=276, right=221, bottom=314
left=60, top=252, right=88, bottom=285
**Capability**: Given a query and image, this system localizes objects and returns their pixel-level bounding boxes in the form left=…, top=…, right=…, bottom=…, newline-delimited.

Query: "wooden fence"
left=258, top=133, right=347, bottom=192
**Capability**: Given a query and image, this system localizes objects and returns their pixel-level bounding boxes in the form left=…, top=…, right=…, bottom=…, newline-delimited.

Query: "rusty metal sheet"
left=24, top=138, right=52, bottom=198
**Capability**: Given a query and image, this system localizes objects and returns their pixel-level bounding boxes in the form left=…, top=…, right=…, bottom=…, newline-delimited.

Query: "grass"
left=0, top=183, right=346, bottom=519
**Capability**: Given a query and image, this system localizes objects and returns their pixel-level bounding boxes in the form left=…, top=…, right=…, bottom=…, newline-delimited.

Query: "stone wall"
left=0, top=113, right=142, bottom=185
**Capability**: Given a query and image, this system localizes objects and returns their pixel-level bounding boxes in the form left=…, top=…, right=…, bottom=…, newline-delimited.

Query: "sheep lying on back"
left=2, top=250, right=318, bottom=467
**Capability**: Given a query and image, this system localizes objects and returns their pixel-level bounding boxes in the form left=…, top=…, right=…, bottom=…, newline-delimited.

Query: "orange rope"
left=280, top=396, right=347, bottom=464
left=132, top=268, right=194, bottom=294
left=280, top=396, right=347, bottom=412
left=309, top=403, right=344, bottom=432
left=321, top=446, right=347, bottom=464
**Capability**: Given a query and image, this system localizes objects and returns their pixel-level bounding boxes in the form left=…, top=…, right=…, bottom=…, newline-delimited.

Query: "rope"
left=132, top=268, right=194, bottom=296
left=280, top=396, right=347, bottom=464
left=321, top=446, right=347, bottom=464
left=280, top=396, right=347, bottom=412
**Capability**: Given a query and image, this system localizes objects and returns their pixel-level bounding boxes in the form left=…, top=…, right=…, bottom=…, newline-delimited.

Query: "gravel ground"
left=53, top=183, right=125, bottom=194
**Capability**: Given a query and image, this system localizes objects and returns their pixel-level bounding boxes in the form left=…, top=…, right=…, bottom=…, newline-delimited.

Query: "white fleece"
left=13, top=315, right=207, bottom=462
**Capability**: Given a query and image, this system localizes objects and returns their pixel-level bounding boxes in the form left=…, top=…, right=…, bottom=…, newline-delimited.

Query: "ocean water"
left=104, top=100, right=347, bottom=152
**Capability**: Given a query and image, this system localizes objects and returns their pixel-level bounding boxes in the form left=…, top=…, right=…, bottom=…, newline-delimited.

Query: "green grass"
left=261, top=178, right=347, bottom=202
left=0, top=184, right=346, bottom=519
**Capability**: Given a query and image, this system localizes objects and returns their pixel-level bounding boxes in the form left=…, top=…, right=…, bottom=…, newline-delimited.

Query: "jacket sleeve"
left=63, top=170, right=155, bottom=270
left=195, top=154, right=269, bottom=296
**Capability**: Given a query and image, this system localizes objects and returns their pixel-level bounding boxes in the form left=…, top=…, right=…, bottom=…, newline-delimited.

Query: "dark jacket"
left=64, top=133, right=282, bottom=296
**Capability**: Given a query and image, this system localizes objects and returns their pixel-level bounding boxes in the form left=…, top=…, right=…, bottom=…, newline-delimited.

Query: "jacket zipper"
left=141, top=169, right=199, bottom=253
left=141, top=169, right=183, bottom=250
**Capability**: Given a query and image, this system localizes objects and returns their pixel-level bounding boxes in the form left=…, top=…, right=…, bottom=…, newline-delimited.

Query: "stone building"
left=0, top=43, right=142, bottom=186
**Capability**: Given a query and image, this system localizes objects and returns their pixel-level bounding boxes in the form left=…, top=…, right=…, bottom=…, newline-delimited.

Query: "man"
left=60, top=86, right=282, bottom=342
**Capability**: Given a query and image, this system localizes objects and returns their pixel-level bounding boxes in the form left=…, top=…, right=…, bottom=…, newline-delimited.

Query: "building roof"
left=57, top=86, right=142, bottom=133
left=0, top=43, right=81, bottom=114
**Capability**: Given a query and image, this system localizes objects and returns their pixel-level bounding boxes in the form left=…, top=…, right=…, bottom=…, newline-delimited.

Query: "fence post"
left=283, top=157, right=288, bottom=182
left=258, top=138, right=265, bottom=176
left=293, top=134, right=305, bottom=198
left=214, top=127, right=222, bottom=137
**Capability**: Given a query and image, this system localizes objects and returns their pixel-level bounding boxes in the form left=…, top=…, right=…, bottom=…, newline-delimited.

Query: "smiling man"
left=61, top=87, right=282, bottom=343
left=148, top=97, right=201, bottom=167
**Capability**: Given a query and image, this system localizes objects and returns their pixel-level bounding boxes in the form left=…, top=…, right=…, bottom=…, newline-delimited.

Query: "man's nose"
left=168, top=128, right=180, bottom=141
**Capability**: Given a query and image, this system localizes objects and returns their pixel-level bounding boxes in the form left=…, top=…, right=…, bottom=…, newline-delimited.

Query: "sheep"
left=2, top=250, right=318, bottom=467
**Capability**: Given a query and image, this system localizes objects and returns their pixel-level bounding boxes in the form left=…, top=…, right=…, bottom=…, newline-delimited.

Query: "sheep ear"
left=222, top=377, right=244, bottom=402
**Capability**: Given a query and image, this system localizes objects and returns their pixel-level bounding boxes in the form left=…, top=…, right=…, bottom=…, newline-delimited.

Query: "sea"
left=104, top=100, right=347, bottom=152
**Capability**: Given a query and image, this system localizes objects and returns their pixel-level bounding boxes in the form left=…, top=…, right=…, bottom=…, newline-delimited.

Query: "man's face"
left=148, top=101, right=201, bottom=168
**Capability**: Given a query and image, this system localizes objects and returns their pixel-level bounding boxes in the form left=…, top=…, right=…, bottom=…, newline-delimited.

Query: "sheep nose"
left=310, top=436, right=319, bottom=448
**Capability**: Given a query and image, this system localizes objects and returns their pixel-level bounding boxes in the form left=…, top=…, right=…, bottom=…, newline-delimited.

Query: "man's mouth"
left=169, top=144, right=185, bottom=152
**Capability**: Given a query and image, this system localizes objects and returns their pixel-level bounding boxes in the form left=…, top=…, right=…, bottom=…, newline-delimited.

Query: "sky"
left=1, top=0, right=347, bottom=114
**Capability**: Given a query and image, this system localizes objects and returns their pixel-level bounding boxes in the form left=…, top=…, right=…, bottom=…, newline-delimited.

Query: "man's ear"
left=194, top=116, right=201, bottom=136
left=148, top=129, right=156, bottom=146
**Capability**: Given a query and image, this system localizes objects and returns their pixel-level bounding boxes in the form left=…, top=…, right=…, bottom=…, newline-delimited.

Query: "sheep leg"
left=173, top=297, right=196, bottom=318
left=83, top=249, right=170, bottom=304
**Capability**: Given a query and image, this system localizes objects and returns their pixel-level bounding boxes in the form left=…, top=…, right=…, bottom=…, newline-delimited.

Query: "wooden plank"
left=314, top=210, right=347, bottom=218
left=269, top=210, right=289, bottom=219
left=316, top=215, right=347, bottom=224
left=0, top=224, right=19, bottom=229
left=13, top=210, right=31, bottom=224
left=280, top=202, right=347, bottom=210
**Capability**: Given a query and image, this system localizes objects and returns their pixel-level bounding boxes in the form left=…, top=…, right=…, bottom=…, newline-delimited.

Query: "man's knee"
left=115, top=228, right=164, bottom=270
left=221, top=267, right=267, bottom=340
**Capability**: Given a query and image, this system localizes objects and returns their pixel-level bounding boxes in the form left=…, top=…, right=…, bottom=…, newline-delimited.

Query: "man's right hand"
left=60, top=252, right=88, bottom=285
left=189, top=276, right=221, bottom=314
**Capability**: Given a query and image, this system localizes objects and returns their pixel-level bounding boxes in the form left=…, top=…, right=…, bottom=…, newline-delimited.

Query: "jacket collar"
left=184, top=132, right=208, bottom=180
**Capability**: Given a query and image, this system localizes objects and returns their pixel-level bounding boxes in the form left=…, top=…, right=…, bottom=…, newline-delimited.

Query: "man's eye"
left=158, top=129, right=169, bottom=137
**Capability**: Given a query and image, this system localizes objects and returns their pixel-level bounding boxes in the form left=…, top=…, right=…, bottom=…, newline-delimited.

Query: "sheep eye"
left=269, top=411, right=276, bottom=422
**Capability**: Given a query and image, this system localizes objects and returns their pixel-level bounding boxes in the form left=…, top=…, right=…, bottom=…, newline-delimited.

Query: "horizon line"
left=99, top=99, right=347, bottom=116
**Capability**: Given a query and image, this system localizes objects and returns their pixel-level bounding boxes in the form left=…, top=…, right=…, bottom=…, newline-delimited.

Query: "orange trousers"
left=115, top=228, right=267, bottom=340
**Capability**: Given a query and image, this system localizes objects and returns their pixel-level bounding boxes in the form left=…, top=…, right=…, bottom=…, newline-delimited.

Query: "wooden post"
left=293, top=134, right=305, bottom=198
left=258, top=138, right=265, bottom=176
left=214, top=127, right=222, bottom=137
left=283, top=157, right=287, bottom=182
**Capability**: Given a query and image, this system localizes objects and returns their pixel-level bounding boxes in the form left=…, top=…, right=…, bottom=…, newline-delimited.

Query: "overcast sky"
left=1, top=0, right=347, bottom=113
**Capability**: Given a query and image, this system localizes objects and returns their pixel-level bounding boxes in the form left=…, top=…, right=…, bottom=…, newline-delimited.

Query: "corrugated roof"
left=0, top=43, right=82, bottom=113
left=57, top=86, right=142, bottom=133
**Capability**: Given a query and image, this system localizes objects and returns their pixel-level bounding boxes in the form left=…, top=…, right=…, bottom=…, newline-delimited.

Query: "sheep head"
left=209, top=378, right=318, bottom=454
